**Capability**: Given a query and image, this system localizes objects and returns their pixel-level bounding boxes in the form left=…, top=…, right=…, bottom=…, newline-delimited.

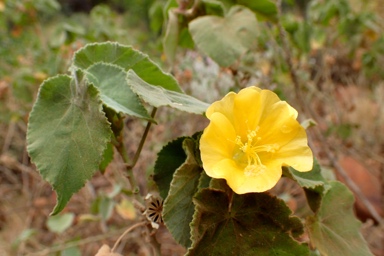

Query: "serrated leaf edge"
left=82, top=62, right=153, bottom=121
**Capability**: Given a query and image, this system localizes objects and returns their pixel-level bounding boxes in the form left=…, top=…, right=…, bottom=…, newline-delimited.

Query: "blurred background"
left=0, top=0, right=383, bottom=255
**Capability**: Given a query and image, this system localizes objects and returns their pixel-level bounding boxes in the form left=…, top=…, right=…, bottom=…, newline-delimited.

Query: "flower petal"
left=258, top=101, right=301, bottom=147
left=206, top=158, right=245, bottom=190
left=231, top=87, right=263, bottom=133
left=200, top=112, right=237, bottom=170
left=199, top=86, right=313, bottom=194
left=271, top=128, right=313, bottom=172
left=235, top=164, right=282, bottom=194
left=206, top=92, right=236, bottom=123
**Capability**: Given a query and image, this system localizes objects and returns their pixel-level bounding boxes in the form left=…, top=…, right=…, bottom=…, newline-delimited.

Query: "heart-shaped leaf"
left=188, top=188, right=309, bottom=255
left=27, top=75, right=111, bottom=215
left=47, top=213, right=75, bottom=234
left=189, top=5, right=258, bottom=67
left=306, top=181, right=373, bottom=256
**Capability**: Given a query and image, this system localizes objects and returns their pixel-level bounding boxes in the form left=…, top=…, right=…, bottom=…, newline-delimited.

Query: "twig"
left=126, top=107, right=157, bottom=170
left=111, top=221, right=147, bottom=252
left=121, top=107, right=157, bottom=195
left=28, top=227, right=128, bottom=256
left=275, top=0, right=383, bottom=225
left=173, top=0, right=201, bottom=19
left=275, top=0, right=307, bottom=112
left=1, top=119, right=16, bottom=153
left=148, top=230, right=162, bottom=256
left=381, top=159, right=384, bottom=251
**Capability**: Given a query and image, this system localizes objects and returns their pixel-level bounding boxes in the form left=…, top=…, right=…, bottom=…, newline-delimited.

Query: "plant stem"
left=120, top=107, right=158, bottom=194
left=111, top=221, right=147, bottom=253
left=149, top=231, right=162, bottom=256
left=275, top=0, right=383, bottom=225
left=275, top=0, right=307, bottom=113
left=127, top=107, right=158, bottom=170
left=115, top=136, right=138, bottom=193
left=28, top=227, right=128, bottom=256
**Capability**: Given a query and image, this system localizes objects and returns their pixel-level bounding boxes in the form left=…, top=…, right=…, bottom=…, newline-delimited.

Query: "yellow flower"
left=200, top=86, right=313, bottom=194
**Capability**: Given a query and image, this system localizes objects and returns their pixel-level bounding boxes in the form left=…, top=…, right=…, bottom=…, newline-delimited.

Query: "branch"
left=275, top=0, right=383, bottom=225
left=275, top=0, right=306, bottom=112
left=111, top=221, right=147, bottom=252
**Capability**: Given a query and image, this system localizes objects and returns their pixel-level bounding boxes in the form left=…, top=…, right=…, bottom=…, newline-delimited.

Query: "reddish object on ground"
left=338, top=156, right=382, bottom=223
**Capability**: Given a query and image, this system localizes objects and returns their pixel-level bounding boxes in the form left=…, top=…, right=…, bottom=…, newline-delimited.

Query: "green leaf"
left=27, top=75, right=112, bottom=215
left=154, top=137, right=188, bottom=199
left=202, top=0, right=226, bottom=16
left=72, top=42, right=182, bottom=92
left=188, top=189, right=309, bottom=255
left=198, top=171, right=211, bottom=190
left=99, top=196, right=115, bottom=221
left=306, top=181, right=373, bottom=256
left=163, top=9, right=179, bottom=65
left=149, top=1, right=164, bottom=33
left=236, top=0, right=277, bottom=19
left=292, top=21, right=311, bottom=54
left=61, top=246, right=82, bottom=256
left=189, top=5, right=258, bottom=67
left=285, top=160, right=329, bottom=212
left=12, top=229, right=37, bottom=249
left=286, top=160, right=327, bottom=191
left=301, top=118, right=317, bottom=130
left=127, top=70, right=209, bottom=114
left=163, top=138, right=203, bottom=248
left=99, top=141, right=114, bottom=173
left=47, top=213, right=75, bottom=234
left=179, top=27, right=195, bottom=49
left=84, top=62, right=151, bottom=120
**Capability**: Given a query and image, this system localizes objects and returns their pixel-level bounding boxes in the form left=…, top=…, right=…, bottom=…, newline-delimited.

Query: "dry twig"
left=275, top=0, right=383, bottom=225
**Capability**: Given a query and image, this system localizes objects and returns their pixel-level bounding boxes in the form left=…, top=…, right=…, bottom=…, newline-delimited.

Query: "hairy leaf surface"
left=188, top=189, right=309, bottom=255
left=189, top=6, right=258, bottom=67
left=85, top=62, right=151, bottom=120
left=72, top=42, right=182, bottom=92
left=154, top=137, right=188, bottom=199
left=27, top=75, right=111, bottom=215
left=306, top=181, right=373, bottom=256
left=163, top=138, right=203, bottom=248
left=127, top=70, right=209, bottom=114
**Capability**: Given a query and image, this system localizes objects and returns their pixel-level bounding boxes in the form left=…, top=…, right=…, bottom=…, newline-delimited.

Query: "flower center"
left=234, top=127, right=279, bottom=177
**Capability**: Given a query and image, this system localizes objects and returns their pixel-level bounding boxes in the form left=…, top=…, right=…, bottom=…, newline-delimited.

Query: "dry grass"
left=1, top=30, right=383, bottom=256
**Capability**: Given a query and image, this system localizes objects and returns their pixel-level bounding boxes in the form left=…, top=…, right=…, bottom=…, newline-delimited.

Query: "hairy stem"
left=127, top=107, right=157, bottom=170
left=120, top=107, right=158, bottom=194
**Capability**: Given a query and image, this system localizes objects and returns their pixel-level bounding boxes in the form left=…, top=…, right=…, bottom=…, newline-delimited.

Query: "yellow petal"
left=258, top=102, right=301, bottom=147
left=206, top=158, right=246, bottom=190
left=272, top=128, right=313, bottom=172
left=234, top=164, right=282, bottom=194
left=200, top=112, right=237, bottom=169
left=206, top=92, right=236, bottom=122
left=200, top=86, right=313, bottom=194
left=232, top=87, right=263, bottom=135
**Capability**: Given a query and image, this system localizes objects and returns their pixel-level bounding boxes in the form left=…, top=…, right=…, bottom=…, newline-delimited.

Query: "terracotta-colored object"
left=338, top=156, right=382, bottom=222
